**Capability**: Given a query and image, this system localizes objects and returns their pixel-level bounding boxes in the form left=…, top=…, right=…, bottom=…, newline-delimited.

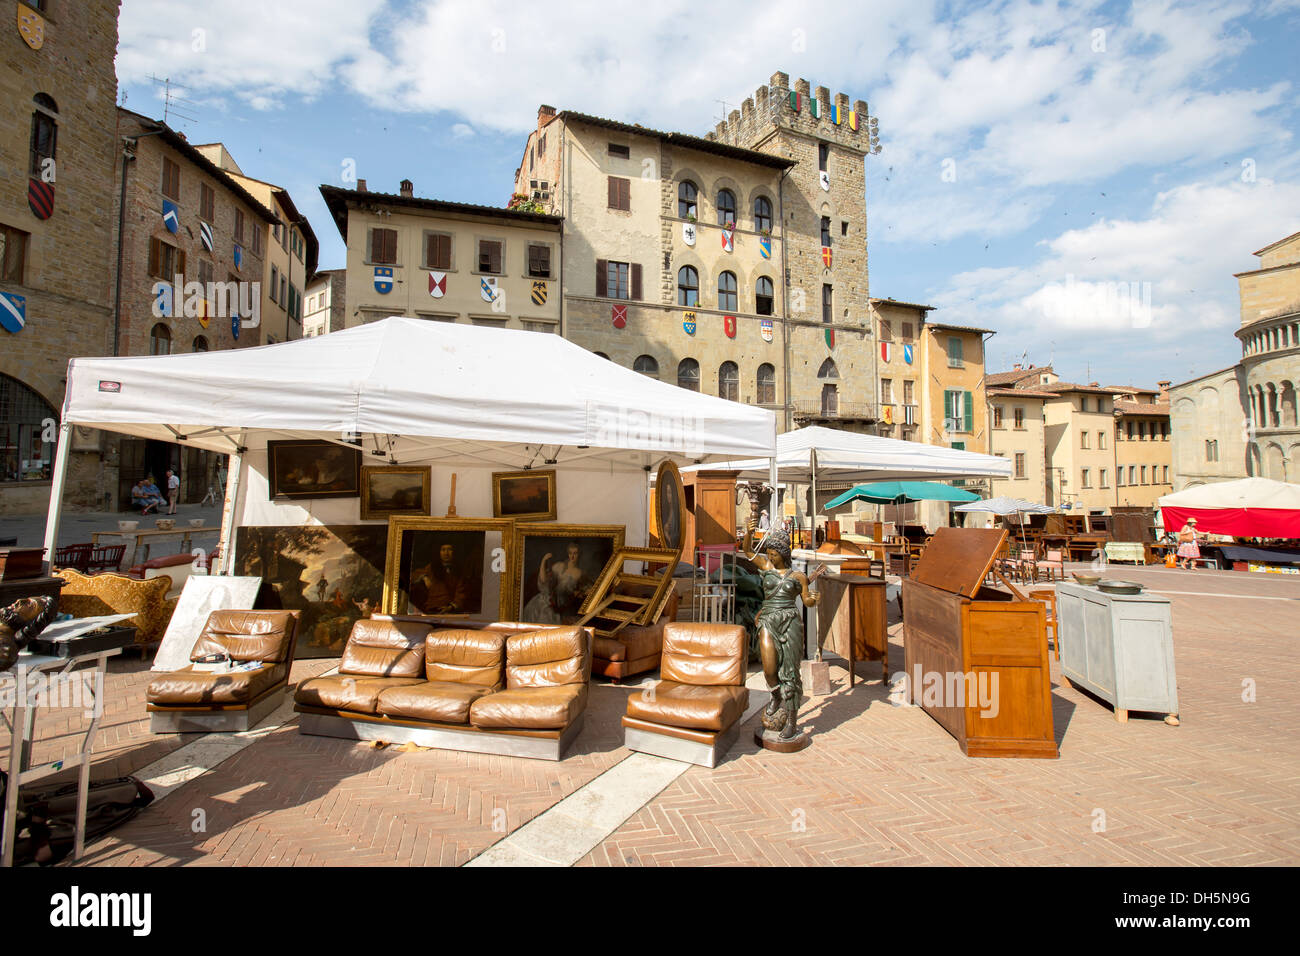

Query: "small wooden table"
left=816, top=573, right=888, bottom=686
left=90, top=528, right=206, bottom=568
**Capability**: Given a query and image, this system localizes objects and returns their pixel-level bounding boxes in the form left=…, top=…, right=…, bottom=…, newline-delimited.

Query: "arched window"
left=818, top=358, right=839, bottom=379
left=717, top=271, right=738, bottom=312
left=716, top=189, right=736, bottom=226
left=756, top=363, right=776, bottom=405
left=30, top=93, right=58, bottom=179
left=755, top=276, right=774, bottom=316
left=678, top=180, right=697, bottom=219
left=633, top=354, right=659, bottom=379
left=753, top=196, right=772, bottom=233
left=192, top=336, right=209, bottom=352
left=677, top=358, right=700, bottom=392
left=0, top=373, right=57, bottom=483
left=677, top=265, right=699, bottom=306
left=150, top=323, right=171, bottom=355
left=718, top=362, right=739, bottom=402
left=593, top=351, right=610, bottom=360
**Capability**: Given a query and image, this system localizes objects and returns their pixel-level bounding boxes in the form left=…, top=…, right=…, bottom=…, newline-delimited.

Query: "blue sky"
left=116, top=0, right=1300, bottom=388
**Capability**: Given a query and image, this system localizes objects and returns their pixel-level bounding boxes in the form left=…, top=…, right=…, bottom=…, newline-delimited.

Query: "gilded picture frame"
left=491, top=469, right=557, bottom=522
left=360, top=466, right=430, bottom=520
left=382, top=516, right=516, bottom=621
left=513, top=522, right=625, bottom=625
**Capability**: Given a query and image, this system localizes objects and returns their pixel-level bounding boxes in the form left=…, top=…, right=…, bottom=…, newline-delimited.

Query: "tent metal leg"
left=41, top=422, right=73, bottom=572
left=216, top=447, right=245, bottom=575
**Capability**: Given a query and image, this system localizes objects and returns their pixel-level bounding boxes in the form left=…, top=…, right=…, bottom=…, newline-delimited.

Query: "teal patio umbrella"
left=823, top=481, right=981, bottom=510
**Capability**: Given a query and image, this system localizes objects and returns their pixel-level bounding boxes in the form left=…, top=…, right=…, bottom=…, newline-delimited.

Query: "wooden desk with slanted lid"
left=902, top=528, right=1057, bottom=758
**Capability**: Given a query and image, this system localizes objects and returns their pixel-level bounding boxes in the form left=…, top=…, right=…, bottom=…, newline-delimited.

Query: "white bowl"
left=117, top=520, right=139, bottom=532
left=188, top=519, right=205, bottom=528
left=155, top=519, right=175, bottom=530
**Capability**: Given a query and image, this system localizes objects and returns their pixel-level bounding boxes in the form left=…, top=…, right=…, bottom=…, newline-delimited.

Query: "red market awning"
left=1158, top=478, right=1300, bottom=538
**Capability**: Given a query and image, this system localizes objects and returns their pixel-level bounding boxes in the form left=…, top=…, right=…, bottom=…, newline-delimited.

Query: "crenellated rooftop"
left=705, top=71, right=881, bottom=155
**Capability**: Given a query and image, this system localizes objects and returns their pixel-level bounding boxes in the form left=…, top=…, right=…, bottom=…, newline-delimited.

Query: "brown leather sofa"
left=622, top=622, right=750, bottom=768
left=294, top=619, right=591, bottom=761
left=592, top=590, right=679, bottom=682
left=146, top=609, right=300, bottom=733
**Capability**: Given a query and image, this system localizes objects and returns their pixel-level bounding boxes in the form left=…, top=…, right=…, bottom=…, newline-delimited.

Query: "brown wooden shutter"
left=595, top=259, right=608, bottom=297
left=608, top=177, right=617, bottom=208
left=621, top=178, right=631, bottom=210
left=147, top=238, right=160, bottom=278
left=385, top=229, right=397, bottom=264
left=631, top=263, right=642, bottom=300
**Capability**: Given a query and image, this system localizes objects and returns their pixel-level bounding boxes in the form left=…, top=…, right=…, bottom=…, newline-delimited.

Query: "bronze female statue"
left=741, top=523, right=823, bottom=746
left=0, top=596, right=57, bottom=672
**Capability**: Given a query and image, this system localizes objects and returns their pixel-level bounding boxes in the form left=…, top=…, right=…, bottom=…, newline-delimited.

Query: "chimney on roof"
left=538, top=104, right=556, bottom=129
left=1157, top=380, right=1171, bottom=401
left=400, top=179, right=413, bottom=198
left=1089, top=381, right=1099, bottom=387
left=356, top=179, right=367, bottom=193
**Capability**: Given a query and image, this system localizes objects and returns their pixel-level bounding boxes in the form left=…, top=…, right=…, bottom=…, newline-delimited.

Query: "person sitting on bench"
left=131, top=477, right=166, bottom=514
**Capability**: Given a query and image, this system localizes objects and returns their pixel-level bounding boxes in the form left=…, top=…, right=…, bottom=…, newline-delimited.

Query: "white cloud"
left=450, top=122, right=474, bottom=140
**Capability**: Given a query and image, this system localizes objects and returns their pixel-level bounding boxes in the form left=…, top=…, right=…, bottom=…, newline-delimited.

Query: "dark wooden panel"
left=910, top=527, right=1007, bottom=598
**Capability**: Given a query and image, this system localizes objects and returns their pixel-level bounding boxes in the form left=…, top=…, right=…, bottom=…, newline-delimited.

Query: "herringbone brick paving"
left=37, top=563, right=1300, bottom=866
left=580, top=566, right=1300, bottom=866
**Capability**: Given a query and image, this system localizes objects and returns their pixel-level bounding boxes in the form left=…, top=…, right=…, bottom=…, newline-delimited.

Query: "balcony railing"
left=792, top=399, right=879, bottom=421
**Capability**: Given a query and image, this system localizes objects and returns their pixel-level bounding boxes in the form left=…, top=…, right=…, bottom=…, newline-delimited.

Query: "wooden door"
left=117, top=438, right=147, bottom=510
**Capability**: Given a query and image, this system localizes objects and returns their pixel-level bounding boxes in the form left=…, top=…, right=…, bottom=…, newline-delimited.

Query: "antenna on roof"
left=146, top=74, right=198, bottom=127
left=715, top=99, right=732, bottom=124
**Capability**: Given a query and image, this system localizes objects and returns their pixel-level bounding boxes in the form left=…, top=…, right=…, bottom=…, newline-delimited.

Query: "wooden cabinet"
left=902, top=528, right=1058, bottom=759
left=1057, top=583, right=1178, bottom=724
left=674, top=470, right=739, bottom=564
left=816, top=573, right=888, bottom=686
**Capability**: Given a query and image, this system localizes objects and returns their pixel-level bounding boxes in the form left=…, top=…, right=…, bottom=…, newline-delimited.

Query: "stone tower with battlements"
left=707, top=72, right=882, bottom=429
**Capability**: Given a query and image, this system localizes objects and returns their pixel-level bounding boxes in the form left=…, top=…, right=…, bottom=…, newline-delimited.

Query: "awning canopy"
left=1158, top=477, right=1300, bottom=538
left=955, top=496, right=1057, bottom=516
left=691, top=425, right=1013, bottom=483
left=60, top=317, right=777, bottom=471
left=824, top=481, right=981, bottom=509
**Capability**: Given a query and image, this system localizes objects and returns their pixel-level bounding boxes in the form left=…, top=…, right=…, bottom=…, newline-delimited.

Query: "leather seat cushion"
left=377, top=681, right=491, bottom=724
left=339, top=619, right=430, bottom=678
left=191, top=610, right=298, bottom=664
left=624, top=681, right=748, bottom=732
left=505, top=626, right=588, bottom=687
left=469, top=684, right=587, bottom=730
left=294, top=675, right=425, bottom=714
left=592, top=636, right=626, bottom=662
left=424, top=629, right=505, bottom=688
left=148, top=663, right=286, bottom=706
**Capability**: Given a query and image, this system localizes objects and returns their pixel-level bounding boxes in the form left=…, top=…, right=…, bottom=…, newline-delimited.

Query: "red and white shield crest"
left=428, top=271, right=446, bottom=298
left=612, top=304, right=627, bottom=328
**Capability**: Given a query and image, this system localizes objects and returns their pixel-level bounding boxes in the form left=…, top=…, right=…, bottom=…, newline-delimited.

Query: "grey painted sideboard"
left=1056, top=582, right=1180, bottom=725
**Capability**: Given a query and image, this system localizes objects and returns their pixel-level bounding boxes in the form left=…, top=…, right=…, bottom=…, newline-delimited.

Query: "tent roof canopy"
left=1157, top=477, right=1300, bottom=511
left=692, top=425, right=1013, bottom=483
left=955, top=496, right=1057, bottom=516
left=824, top=481, right=981, bottom=509
left=62, top=318, right=777, bottom=472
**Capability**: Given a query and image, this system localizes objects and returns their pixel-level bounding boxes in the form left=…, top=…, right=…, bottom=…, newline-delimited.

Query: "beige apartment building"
left=1113, top=385, right=1173, bottom=508
left=1170, top=228, right=1300, bottom=488
left=319, top=182, right=562, bottom=332
left=304, top=268, right=345, bottom=337
left=195, top=145, right=319, bottom=345
left=511, top=72, right=885, bottom=430
left=987, top=384, right=1050, bottom=502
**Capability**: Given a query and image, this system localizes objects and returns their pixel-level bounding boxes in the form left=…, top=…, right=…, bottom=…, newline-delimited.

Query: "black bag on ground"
left=0, top=768, right=153, bottom=866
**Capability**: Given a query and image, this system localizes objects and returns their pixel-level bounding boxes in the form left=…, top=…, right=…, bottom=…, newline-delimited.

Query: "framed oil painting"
left=492, top=469, right=557, bottom=522
left=233, top=524, right=388, bottom=658
left=360, top=466, right=430, bottom=520
left=653, top=459, right=686, bottom=555
left=513, top=523, right=624, bottom=625
left=383, top=516, right=515, bottom=621
left=267, top=440, right=361, bottom=500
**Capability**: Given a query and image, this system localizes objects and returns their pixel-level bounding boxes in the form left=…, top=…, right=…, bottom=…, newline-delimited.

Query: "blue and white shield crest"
left=903, top=343, right=914, bottom=364
left=759, top=236, right=771, bottom=259
left=162, top=200, right=180, bottom=234
left=233, top=244, right=243, bottom=271
left=683, top=310, right=696, bottom=335
left=480, top=276, right=499, bottom=302
left=0, top=291, right=27, bottom=334
left=374, top=267, right=394, bottom=295
left=199, top=220, right=214, bottom=252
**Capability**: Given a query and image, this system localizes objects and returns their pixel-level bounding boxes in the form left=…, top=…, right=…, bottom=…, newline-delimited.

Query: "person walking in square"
left=1176, top=518, right=1201, bottom=570
left=166, top=469, right=180, bottom=514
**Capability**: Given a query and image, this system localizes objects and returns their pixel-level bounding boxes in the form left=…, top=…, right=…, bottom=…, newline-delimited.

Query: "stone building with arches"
left=1170, top=229, right=1300, bottom=490
left=511, top=73, right=890, bottom=435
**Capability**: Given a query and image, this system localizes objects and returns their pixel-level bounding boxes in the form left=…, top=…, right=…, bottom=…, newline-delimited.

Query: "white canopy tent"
left=46, top=318, right=778, bottom=569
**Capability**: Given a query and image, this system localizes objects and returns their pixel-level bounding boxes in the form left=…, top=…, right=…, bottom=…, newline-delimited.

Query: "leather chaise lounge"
left=294, top=619, right=591, bottom=761
left=146, top=609, right=300, bottom=733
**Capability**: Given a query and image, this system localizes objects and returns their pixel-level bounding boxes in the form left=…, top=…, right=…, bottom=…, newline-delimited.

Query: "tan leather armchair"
left=147, top=609, right=300, bottom=732
left=622, top=622, right=750, bottom=768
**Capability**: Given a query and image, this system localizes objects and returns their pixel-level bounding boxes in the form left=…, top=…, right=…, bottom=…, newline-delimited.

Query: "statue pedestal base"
left=754, top=727, right=811, bottom=753
left=801, top=659, right=832, bottom=696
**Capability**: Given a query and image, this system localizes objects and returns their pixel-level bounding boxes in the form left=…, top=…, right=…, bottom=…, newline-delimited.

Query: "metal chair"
left=692, top=544, right=737, bottom=624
